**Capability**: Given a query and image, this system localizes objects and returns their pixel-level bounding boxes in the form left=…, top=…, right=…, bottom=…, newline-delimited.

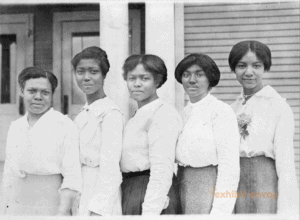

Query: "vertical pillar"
left=174, top=3, right=185, bottom=116
left=99, top=2, right=130, bottom=121
left=145, top=2, right=176, bottom=107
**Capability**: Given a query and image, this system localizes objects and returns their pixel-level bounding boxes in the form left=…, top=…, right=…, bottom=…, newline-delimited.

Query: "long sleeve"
left=1, top=124, right=16, bottom=214
left=210, top=106, right=240, bottom=214
left=2, top=124, right=16, bottom=191
left=142, top=111, right=181, bottom=215
left=274, top=102, right=299, bottom=215
left=60, top=121, right=82, bottom=193
left=88, top=110, right=123, bottom=215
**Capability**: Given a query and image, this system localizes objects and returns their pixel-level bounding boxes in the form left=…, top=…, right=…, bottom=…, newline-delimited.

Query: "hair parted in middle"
left=175, top=53, right=220, bottom=88
left=228, top=40, right=272, bottom=72
left=71, top=46, right=110, bottom=78
left=122, top=54, right=168, bottom=89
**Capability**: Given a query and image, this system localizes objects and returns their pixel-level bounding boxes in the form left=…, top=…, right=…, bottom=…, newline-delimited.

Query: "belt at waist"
left=122, top=170, right=150, bottom=180
left=178, top=164, right=218, bottom=169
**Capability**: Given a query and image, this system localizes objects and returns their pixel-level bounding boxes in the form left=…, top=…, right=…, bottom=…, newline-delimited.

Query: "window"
left=0, top=35, right=16, bottom=104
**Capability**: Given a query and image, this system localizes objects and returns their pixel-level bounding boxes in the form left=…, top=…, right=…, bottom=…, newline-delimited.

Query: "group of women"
left=1, top=40, right=299, bottom=216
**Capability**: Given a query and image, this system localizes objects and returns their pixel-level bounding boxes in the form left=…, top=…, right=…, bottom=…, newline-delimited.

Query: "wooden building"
left=0, top=1, right=299, bottom=185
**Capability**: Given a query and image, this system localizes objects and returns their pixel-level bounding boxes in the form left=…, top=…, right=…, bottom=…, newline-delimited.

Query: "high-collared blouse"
left=176, top=93, right=240, bottom=214
left=2, top=108, right=82, bottom=194
left=74, top=97, right=123, bottom=216
left=121, top=98, right=183, bottom=215
left=231, top=85, right=299, bottom=214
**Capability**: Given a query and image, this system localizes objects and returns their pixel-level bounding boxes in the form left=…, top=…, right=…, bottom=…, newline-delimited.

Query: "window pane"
left=71, top=33, right=100, bottom=105
left=0, top=35, right=16, bottom=104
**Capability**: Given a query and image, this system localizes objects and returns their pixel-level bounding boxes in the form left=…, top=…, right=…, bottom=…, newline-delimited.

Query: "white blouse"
left=121, top=99, right=183, bottom=215
left=176, top=93, right=240, bottom=214
left=231, top=85, right=299, bottom=214
left=2, top=108, right=82, bottom=193
left=74, top=97, right=123, bottom=216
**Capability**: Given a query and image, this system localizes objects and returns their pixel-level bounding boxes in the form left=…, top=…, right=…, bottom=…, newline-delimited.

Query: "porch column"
left=99, top=2, right=130, bottom=121
left=145, top=2, right=184, bottom=112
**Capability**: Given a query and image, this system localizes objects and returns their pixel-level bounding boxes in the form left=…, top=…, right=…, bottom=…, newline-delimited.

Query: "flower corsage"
left=237, top=113, right=251, bottom=140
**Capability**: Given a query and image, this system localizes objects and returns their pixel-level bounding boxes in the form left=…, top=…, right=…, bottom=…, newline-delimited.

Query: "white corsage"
left=237, top=113, right=251, bottom=140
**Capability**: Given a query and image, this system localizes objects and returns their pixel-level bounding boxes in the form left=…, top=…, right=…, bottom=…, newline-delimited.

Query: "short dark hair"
left=228, top=40, right=272, bottom=72
left=18, top=67, right=58, bottom=93
left=71, top=46, right=110, bottom=78
left=122, top=54, right=167, bottom=88
left=175, top=53, right=220, bottom=88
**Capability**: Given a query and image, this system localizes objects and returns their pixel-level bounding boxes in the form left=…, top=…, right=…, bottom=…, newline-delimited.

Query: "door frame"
left=53, top=11, right=100, bottom=112
left=0, top=13, right=34, bottom=68
left=0, top=13, right=33, bottom=161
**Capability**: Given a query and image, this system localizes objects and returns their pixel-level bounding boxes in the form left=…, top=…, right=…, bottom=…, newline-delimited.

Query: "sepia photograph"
left=0, top=0, right=299, bottom=219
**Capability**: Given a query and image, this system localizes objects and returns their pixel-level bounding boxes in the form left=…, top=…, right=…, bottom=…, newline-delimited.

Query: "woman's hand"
left=57, top=188, right=78, bottom=216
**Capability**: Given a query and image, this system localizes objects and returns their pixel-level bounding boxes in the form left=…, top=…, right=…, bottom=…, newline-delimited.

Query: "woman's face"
left=22, top=77, right=52, bottom=116
left=181, top=64, right=210, bottom=103
left=75, top=59, right=104, bottom=95
left=127, top=64, right=158, bottom=108
left=234, top=50, right=265, bottom=95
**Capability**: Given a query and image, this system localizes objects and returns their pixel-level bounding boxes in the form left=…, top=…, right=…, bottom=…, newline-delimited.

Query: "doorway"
left=53, top=7, right=143, bottom=119
left=0, top=14, right=33, bottom=161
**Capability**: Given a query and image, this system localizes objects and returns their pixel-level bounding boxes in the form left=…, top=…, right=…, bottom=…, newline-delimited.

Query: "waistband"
left=122, top=170, right=150, bottom=180
left=178, top=164, right=218, bottom=169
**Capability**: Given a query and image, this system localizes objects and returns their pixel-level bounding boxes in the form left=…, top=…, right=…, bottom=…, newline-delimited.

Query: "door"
left=62, top=21, right=100, bottom=119
left=54, top=9, right=142, bottom=120
left=0, top=14, right=33, bottom=161
left=53, top=11, right=100, bottom=119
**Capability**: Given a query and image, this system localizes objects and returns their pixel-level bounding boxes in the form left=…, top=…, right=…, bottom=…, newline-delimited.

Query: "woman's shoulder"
left=51, top=109, right=78, bottom=131
left=210, top=95, right=235, bottom=114
left=256, top=86, right=292, bottom=114
left=150, top=100, right=183, bottom=128
left=104, top=97, right=122, bottom=109
left=93, top=97, right=123, bottom=116
left=9, top=115, right=27, bottom=132
left=155, top=99, right=181, bottom=118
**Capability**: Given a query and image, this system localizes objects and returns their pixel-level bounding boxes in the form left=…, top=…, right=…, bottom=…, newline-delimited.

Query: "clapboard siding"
left=186, top=23, right=300, bottom=34
left=184, top=2, right=298, bottom=12
left=186, top=30, right=300, bottom=40
left=184, top=1, right=300, bottom=185
left=185, top=37, right=300, bottom=47
left=185, top=9, right=299, bottom=19
left=186, top=44, right=300, bottom=53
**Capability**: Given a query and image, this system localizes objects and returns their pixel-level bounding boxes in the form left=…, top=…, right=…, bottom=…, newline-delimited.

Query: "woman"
left=120, top=54, right=183, bottom=215
left=229, top=40, right=299, bottom=214
left=175, top=53, right=240, bottom=214
left=1, top=67, right=82, bottom=216
left=72, top=46, right=123, bottom=216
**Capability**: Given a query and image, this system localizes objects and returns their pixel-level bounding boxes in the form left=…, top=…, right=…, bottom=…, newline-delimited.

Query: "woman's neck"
left=86, top=90, right=106, bottom=105
left=137, top=94, right=159, bottom=109
left=27, top=108, right=50, bottom=127
left=243, top=83, right=264, bottom=96
left=190, top=91, right=209, bottom=104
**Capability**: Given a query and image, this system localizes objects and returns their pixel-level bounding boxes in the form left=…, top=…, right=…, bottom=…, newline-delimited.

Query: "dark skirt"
left=121, top=170, right=181, bottom=215
left=234, top=156, right=278, bottom=214
left=177, top=165, right=218, bottom=214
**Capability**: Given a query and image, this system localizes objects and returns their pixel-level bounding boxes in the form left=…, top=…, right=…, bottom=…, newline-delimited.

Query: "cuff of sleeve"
left=142, top=196, right=169, bottom=215
left=58, top=186, right=81, bottom=195
left=59, top=179, right=82, bottom=194
left=88, top=203, right=107, bottom=216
